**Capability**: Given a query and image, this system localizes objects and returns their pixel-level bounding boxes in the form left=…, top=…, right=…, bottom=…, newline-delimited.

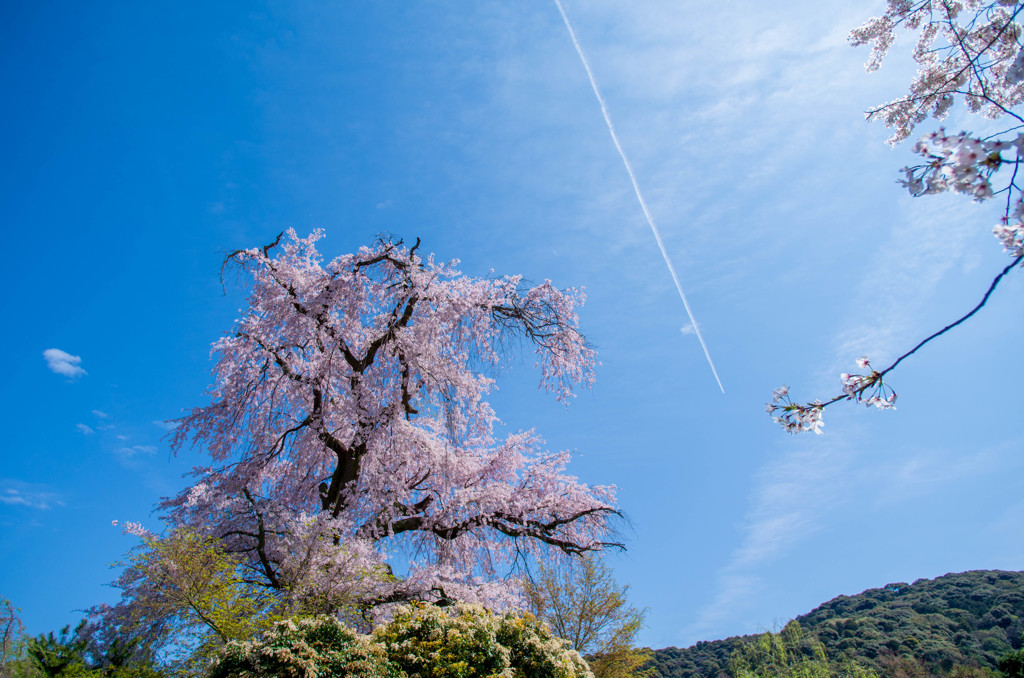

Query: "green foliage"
left=997, top=648, right=1024, bottom=678
left=374, top=603, right=593, bottom=678
left=25, top=623, right=91, bottom=677
left=209, top=616, right=397, bottom=678
left=209, top=604, right=593, bottom=678
left=646, top=570, right=1024, bottom=678
left=1, top=598, right=28, bottom=678
left=373, top=604, right=511, bottom=678
left=729, top=622, right=876, bottom=678
left=0, top=600, right=21, bottom=669
left=1, top=619, right=165, bottom=678
left=112, top=526, right=283, bottom=673
left=524, top=555, right=650, bottom=678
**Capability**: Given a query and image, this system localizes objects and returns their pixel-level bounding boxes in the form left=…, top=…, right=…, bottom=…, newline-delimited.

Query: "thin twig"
left=879, top=252, right=1023, bottom=377
left=816, top=252, right=1023, bottom=412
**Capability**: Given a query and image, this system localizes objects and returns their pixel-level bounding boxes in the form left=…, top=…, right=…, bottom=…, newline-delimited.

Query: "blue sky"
left=2, top=0, right=1023, bottom=650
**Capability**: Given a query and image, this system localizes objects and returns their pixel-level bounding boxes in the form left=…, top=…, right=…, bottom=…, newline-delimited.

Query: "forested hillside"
left=647, top=570, right=1024, bottom=678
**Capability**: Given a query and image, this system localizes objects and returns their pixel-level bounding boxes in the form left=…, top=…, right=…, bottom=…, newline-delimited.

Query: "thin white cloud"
left=684, top=573, right=762, bottom=640
left=686, top=432, right=1018, bottom=645
left=0, top=491, right=30, bottom=507
left=0, top=481, right=63, bottom=510
left=116, top=445, right=157, bottom=457
left=869, top=444, right=1004, bottom=507
left=831, top=197, right=983, bottom=372
left=43, top=348, right=86, bottom=379
left=152, top=420, right=179, bottom=432
left=91, top=410, right=109, bottom=419
left=684, top=439, right=856, bottom=644
left=75, top=424, right=94, bottom=435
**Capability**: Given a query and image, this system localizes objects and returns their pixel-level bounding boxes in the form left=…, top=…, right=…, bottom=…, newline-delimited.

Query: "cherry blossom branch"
left=769, top=252, right=1022, bottom=433
left=770, top=1, right=1024, bottom=434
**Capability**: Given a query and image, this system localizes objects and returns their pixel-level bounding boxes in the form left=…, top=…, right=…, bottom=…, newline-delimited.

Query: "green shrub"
left=208, top=604, right=593, bottom=678
left=208, top=616, right=399, bottom=678
left=372, top=603, right=592, bottom=678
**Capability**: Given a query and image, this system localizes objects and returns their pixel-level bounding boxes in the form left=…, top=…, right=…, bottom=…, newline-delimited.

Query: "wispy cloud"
left=686, top=431, right=1018, bottom=645
left=75, top=423, right=94, bottom=435
left=116, top=445, right=157, bottom=459
left=152, top=420, right=179, bottom=432
left=43, top=348, right=86, bottom=379
left=868, top=444, right=1005, bottom=507
left=0, top=481, right=63, bottom=510
left=91, top=410, right=109, bottom=419
left=831, top=198, right=982, bottom=372
left=684, top=439, right=857, bottom=643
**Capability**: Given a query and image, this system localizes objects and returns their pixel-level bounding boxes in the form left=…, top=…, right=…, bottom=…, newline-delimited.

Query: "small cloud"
left=376, top=200, right=393, bottom=209
left=43, top=348, right=86, bottom=379
left=680, top=323, right=699, bottom=336
left=116, top=435, right=129, bottom=441
left=116, top=445, right=157, bottom=458
left=75, top=424, right=95, bottom=435
left=0, top=490, right=30, bottom=507
left=152, top=420, right=179, bottom=432
left=0, top=481, right=63, bottom=510
left=91, top=410, right=109, bottom=419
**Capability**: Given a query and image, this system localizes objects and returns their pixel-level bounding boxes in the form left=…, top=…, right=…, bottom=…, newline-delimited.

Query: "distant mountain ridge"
left=647, top=570, right=1024, bottom=678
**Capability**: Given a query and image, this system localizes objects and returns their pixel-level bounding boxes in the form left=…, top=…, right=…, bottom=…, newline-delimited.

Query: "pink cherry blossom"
left=156, top=231, right=618, bottom=612
left=772, top=0, right=1024, bottom=434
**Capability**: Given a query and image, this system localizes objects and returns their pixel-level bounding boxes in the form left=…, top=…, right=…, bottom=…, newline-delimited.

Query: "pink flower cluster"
left=849, top=0, right=1024, bottom=145
left=765, top=386, right=825, bottom=435
left=995, top=211, right=1024, bottom=255
left=900, top=129, right=1015, bottom=200
left=111, top=519, right=152, bottom=538
left=901, top=128, right=1024, bottom=256
left=840, top=356, right=898, bottom=410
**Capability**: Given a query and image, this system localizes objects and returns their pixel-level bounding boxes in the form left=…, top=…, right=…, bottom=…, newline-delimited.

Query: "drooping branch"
left=376, top=506, right=623, bottom=555
left=167, top=231, right=613, bottom=609
left=235, top=489, right=282, bottom=589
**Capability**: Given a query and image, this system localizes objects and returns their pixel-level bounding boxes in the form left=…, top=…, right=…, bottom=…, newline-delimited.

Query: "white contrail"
left=552, top=0, right=724, bottom=394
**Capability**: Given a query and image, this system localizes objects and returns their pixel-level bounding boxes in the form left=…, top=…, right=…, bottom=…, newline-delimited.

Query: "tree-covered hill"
left=647, top=570, right=1024, bottom=678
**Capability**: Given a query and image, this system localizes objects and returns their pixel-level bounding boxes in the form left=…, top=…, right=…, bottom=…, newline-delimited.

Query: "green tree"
left=524, top=555, right=651, bottom=678
left=101, top=526, right=282, bottom=675
left=25, top=623, right=90, bottom=678
left=729, top=622, right=876, bottom=678
left=998, top=649, right=1024, bottom=678
left=1, top=599, right=27, bottom=677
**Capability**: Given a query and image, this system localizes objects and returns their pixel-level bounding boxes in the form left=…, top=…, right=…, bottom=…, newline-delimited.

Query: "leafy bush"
left=208, top=604, right=593, bottom=678
left=373, top=603, right=593, bottom=678
left=208, top=616, right=398, bottom=678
